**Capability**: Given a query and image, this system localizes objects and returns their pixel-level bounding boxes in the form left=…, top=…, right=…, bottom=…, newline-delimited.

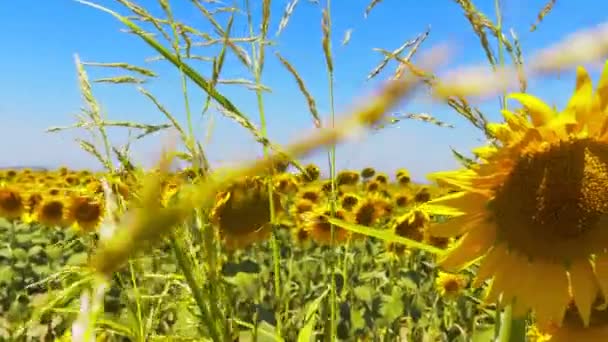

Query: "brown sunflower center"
left=41, top=201, right=64, bottom=221
left=491, top=138, right=608, bottom=261
left=0, top=189, right=22, bottom=212
left=73, top=197, right=102, bottom=223
left=442, top=279, right=460, bottom=294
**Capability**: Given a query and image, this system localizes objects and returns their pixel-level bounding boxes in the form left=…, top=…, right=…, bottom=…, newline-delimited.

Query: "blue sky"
left=1, top=0, right=607, bottom=181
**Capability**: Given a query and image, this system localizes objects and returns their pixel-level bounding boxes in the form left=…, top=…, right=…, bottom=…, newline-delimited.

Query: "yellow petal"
left=425, top=191, right=488, bottom=216
left=428, top=213, right=487, bottom=238
left=501, top=109, right=530, bottom=133
left=427, top=169, right=477, bottom=192
left=509, top=93, right=555, bottom=127
left=474, top=243, right=507, bottom=287
left=439, top=223, right=496, bottom=272
left=593, top=253, right=608, bottom=299
left=569, top=259, right=599, bottom=327
left=527, top=261, right=569, bottom=327
left=596, top=60, right=608, bottom=112
left=487, top=123, right=514, bottom=143
left=472, top=145, right=498, bottom=161
left=484, top=251, right=521, bottom=308
left=565, top=66, right=594, bottom=128
left=512, top=261, right=537, bottom=318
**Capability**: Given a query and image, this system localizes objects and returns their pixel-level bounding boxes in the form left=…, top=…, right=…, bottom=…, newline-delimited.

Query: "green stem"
left=244, top=0, right=282, bottom=335
left=496, top=305, right=526, bottom=342
left=170, top=232, right=222, bottom=341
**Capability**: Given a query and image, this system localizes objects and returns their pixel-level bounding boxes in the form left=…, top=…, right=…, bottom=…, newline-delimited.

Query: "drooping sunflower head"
left=336, top=170, right=360, bottom=186
left=272, top=157, right=291, bottom=173
left=274, top=173, right=299, bottom=195
left=300, top=163, right=320, bottom=182
left=435, top=272, right=468, bottom=300
left=414, top=187, right=431, bottom=203
left=0, top=186, right=25, bottom=220
left=373, top=173, right=389, bottom=185
left=353, top=194, right=393, bottom=227
left=426, top=61, right=608, bottom=326
left=210, top=176, right=282, bottom=250
left=360, top=167, right=376, bottom=179
left=392, top=209, right=428, bottom=242
left=396, top=168, right=411, bottom=185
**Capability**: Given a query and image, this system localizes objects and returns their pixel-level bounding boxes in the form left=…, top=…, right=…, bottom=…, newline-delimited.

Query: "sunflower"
left=392, top=209, right=427, bottom=242
left=301, top=163, right=320, bottom=182
left=394, top=193, right=410, bottom=207
left=35, top=197, right=71, bottom=227
left=353, top=194, right=392, bottom=227
left=340, top=193, right=360, bottom=211
left=414, top=187, right=431, bottom=203
left=0, top=186, right=25, bottom=220
left=373, top=173, right=389, bottom=185
left=360, top=167, right=376, bottom=179
left=210, top=176, right=282, bottom=250
left=426, top=62, right=608, bottom=326
left=336, top=170, right=360, bottom=186
left=274, top=173, right=299, bottom=195
left=435, top=271, right=468, bottom=300
left=67, top=195, right=103, bottom=232
left=304, top=208, right=351, bottom=245
left=532, top=297, right=608, bottom=341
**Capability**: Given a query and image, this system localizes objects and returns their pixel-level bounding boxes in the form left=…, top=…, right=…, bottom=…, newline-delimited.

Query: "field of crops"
left=4, top=0, right=608, bottom=341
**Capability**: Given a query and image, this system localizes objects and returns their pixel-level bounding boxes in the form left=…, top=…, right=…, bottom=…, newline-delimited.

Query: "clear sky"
left=1, top=0, right=607, bottom=181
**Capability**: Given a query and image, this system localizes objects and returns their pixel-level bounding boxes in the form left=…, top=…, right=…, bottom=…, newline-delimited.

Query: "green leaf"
left=298, top=287, right=330, bottom=342
left=327, top=217, right=444, bottom=255
left=353, top=285, right=373, bottom=305
left=380, top=288, right=404, bottom=324
left=66, top=252, right=88, bottom=266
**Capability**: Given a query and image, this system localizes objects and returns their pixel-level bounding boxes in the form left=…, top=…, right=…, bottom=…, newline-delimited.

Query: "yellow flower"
left=35, top=197, right=72, bottom=228
left=0, top=186, right=25, bottom=220
left=210, top=176, right=281, bottom=250
left=304, top=208, right=351, bottom=245
left=435, top=271, right=468, bottom=299
left=426, top=62, right=608, bottom=326
left=67, top=195, right=103, bottom=232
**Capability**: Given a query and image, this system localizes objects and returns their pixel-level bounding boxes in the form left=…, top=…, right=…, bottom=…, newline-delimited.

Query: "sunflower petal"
left=509, top=93, right=555, bottom=127
left=593, top=253, right=608, bottom=299
left=569, top=259, right=599, bottom=327
left=425, top=191, right=488, bottom=217
left=512, top=260, right=537, bottom=318
left=474, top=243, right=507, bottom=287
left=427, top=169, right=478, bottom=192
left=596, top=60, right=608, bottom=112
left=439, top=224, right=496, bottom=272
left=428, top=213, right=487, bottom=238
left=528, top=261, right=569, bottom=327
left=565, top=66, right=594, bottom=129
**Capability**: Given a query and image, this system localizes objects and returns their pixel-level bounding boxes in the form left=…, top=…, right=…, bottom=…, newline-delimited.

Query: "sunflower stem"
left=496, top=305, right=526, bottom=342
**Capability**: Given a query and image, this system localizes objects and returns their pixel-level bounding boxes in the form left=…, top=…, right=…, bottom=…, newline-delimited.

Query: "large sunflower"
left=426, top=62, right=608, bottom=327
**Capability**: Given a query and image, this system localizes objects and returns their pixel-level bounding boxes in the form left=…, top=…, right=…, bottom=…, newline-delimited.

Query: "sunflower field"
left=3, top=0, right=608, bottom=341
